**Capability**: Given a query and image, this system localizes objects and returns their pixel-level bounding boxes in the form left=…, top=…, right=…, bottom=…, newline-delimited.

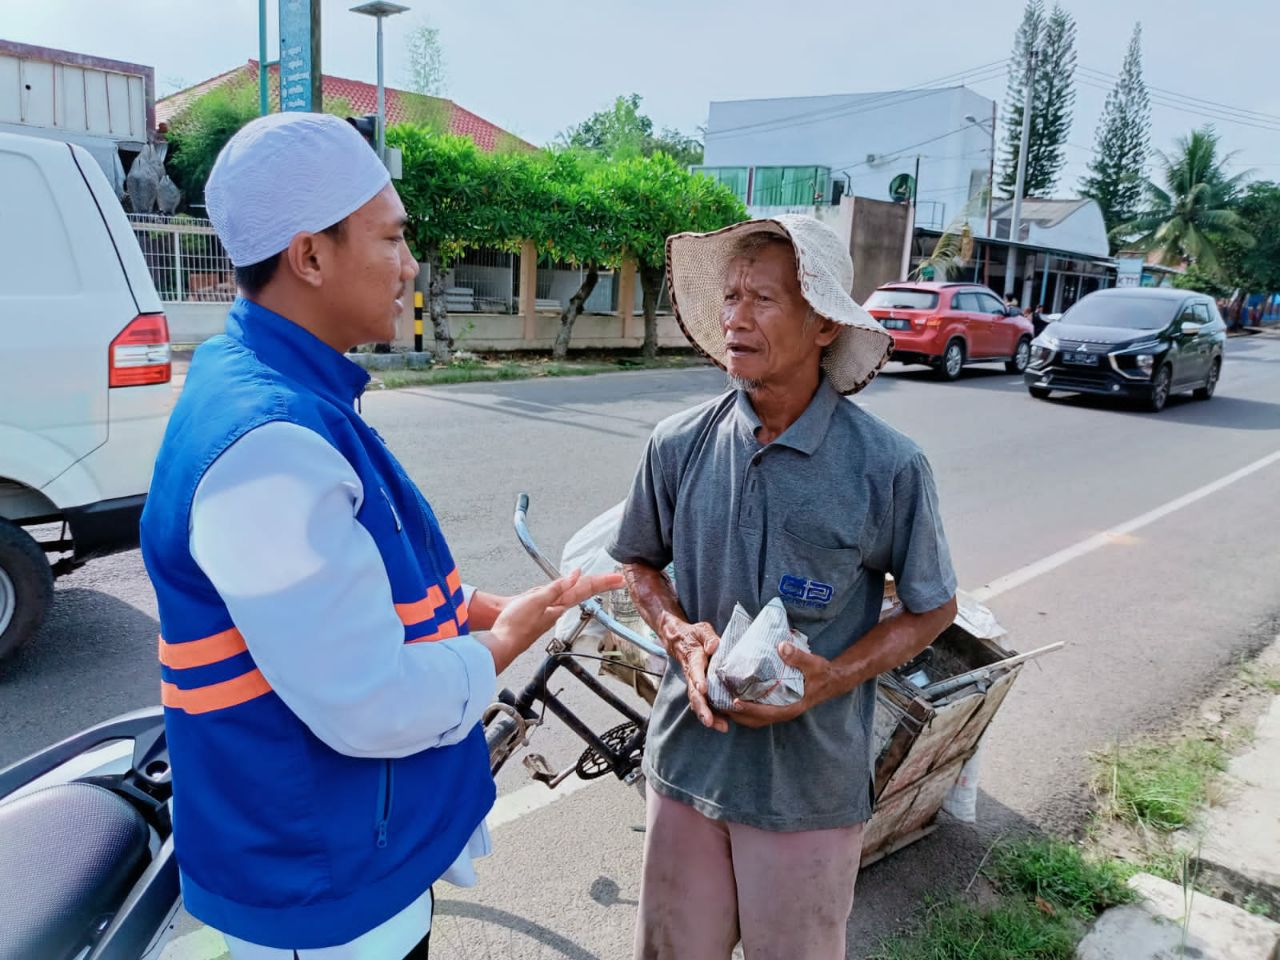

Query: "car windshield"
left=865, top=289, right=939, bottom=310
left=1061, top=295, right=1175, bottom=330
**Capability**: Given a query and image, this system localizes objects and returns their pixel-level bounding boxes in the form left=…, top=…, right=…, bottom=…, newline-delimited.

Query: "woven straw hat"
left=666, top=214, right=892, bottom=395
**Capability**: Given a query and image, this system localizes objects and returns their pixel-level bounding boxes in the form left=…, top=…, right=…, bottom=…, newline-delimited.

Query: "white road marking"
left=971, top=448, right=1280, bottom=602
left=488, top=769, right=602, bottom=830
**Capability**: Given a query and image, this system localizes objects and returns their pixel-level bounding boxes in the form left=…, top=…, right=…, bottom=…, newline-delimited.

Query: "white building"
left=698, top=86, right=996, bottom=232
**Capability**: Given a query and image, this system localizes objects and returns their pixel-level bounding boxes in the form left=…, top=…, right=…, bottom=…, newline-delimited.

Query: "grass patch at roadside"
left=870, top=898, right=1078, bottom=960
left=871, top=838, right=1133, bottom=959
left=988, top=838, right=1136, bottom=919
left=375, top=354, right=704, bottom=389
left=1093, top=738, right=1228, bottom=833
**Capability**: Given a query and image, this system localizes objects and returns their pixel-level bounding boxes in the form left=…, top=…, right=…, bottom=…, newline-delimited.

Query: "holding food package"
left=708, top=598, right=810, bottom=710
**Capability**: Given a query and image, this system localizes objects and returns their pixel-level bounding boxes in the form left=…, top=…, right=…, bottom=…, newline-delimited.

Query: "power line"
left=1074, top=76, right=1280, bottom=133
left=1077, top=64, right=1280, bottom=126
left=704, top=59, right=1009, bottom=141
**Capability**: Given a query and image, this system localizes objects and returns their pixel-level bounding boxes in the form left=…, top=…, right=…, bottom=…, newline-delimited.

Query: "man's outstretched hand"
left=485, top=570, right=624, bottom=674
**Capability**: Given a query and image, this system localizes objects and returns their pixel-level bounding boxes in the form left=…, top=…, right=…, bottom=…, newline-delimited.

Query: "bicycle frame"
left=487, top=495, right=665, bottom=786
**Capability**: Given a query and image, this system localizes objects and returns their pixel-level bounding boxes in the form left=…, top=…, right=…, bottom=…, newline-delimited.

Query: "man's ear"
left=282, top=231, right=327, bottom=289
left=814, top=316, right=841, bottom=348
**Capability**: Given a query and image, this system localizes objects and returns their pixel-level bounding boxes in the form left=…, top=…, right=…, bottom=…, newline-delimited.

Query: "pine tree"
left=998, top=2, right=1077, bottom=198
left=997, top=0, right=1043, bottom=198
left=1080, top=24, right=1151, bottom=249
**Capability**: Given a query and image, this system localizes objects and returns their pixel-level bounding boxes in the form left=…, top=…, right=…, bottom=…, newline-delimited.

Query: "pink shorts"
left=635, top=789, right=865, bottom=960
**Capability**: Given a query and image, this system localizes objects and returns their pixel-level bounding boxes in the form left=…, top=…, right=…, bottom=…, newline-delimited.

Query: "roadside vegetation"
left=374, top=353, right=704, bottom=389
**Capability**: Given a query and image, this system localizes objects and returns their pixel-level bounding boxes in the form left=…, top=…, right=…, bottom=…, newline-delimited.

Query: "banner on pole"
left=279, top=0, right=314, bottom=111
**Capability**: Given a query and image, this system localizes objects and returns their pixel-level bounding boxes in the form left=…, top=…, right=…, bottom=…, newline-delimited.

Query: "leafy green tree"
left=561, top=94, right=703, bottom=166
left=998, top=1, right=1077, bottom=198
left=388, top=127, right=490, bottom=361
left=1117, top=127, right=1253, bottom=274
left=1218, top=181, right=1280, bottom=292
left=1081, top=24, right=1150, bottom=247
left=166, top=81, right=260, bottom=208
left=609, top=152, right=746, bottom=357
left=402, top=20, right=446, bottom=96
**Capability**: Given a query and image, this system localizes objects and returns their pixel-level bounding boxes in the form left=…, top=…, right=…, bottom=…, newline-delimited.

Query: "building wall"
left=848, top=197, right=911, bottom=303
left=703, top=87, right=995, bottom=234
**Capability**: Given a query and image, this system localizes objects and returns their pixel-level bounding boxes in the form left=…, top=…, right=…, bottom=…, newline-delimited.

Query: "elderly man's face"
left=315, top=184, right=420, bottom=348
left=720, top=241, right=837, bottom=388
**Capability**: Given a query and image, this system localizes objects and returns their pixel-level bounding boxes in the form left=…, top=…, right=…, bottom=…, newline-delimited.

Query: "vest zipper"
left=375, top=759, right=394, bottom=848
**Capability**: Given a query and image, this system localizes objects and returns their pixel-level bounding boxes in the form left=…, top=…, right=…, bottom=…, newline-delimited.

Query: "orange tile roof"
left=157, top=60, right=531, bottom=153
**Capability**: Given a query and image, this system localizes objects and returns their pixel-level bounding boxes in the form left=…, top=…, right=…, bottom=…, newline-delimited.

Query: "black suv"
left=1024, top=288, right=1226, bottom=412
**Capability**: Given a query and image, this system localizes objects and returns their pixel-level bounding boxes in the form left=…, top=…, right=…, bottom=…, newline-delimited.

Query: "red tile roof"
left=156, top=60, right=531, bottom=153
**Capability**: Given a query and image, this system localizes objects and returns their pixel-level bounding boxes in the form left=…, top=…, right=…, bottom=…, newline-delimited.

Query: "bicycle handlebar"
left=513, top=494, right=667, bottom=660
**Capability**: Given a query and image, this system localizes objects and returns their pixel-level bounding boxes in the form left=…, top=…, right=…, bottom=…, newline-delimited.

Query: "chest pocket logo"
left=779, top=574, right=834, bottom=609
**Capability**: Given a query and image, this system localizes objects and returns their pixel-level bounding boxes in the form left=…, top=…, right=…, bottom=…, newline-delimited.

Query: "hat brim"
left=666, top=218, right=893, bottom=396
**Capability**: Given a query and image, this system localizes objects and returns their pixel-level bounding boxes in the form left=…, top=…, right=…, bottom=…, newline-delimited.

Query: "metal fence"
left=125, top=217, right=672, bottom=315
left=446, top=248, right=516, bottom=314
left=128, top=214, right=235, bottom=303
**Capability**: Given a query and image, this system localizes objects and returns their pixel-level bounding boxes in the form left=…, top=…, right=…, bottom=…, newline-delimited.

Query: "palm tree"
left=1114, top=127, right=1253, bottom=273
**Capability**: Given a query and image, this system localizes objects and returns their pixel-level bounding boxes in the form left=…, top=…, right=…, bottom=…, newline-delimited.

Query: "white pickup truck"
left=0, top=131, right=172, bottom=659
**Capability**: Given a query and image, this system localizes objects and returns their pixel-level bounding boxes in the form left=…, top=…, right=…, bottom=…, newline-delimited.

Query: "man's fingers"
left=777, top=641, right=825, bottom=672
left=550, top=570, right=624, bottom=608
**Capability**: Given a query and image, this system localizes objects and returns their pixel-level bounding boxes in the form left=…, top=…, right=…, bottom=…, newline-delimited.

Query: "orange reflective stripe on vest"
left=395, top=585, right=446, bottom=626
left=162, top=669, right=272, bottom=715
left=159, top=626, right=271, bottom=715
left=158, top=627, right=247, bottom=669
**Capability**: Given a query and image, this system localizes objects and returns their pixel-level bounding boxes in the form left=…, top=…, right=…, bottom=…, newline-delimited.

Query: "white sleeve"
left=189, top=420, right=496, bottom=759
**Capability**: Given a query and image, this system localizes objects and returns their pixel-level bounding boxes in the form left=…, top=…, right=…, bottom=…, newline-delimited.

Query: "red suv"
left=864, top=282, right=1035, bottom=381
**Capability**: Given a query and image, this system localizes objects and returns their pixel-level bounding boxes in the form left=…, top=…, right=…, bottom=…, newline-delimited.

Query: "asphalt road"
left=3, top=331, right=1279, bottom=959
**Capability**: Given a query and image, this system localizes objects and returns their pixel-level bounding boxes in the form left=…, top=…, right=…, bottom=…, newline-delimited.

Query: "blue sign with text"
left=279, top=0, right=314, bottom=111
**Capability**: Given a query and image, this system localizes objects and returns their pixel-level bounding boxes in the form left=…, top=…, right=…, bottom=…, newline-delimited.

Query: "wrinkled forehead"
left=723, top=239, right=801, bottom=292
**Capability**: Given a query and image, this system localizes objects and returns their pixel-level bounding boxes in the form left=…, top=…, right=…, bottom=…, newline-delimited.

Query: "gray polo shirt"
left=609, top=378, right=956, bottom=831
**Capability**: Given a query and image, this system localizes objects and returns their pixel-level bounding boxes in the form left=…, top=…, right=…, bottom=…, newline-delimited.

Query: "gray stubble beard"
left=727, top=375, right=763, bottom=393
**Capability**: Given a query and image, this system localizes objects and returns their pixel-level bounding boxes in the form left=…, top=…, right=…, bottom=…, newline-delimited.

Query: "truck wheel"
left=0, top=520, right=54, bottom=660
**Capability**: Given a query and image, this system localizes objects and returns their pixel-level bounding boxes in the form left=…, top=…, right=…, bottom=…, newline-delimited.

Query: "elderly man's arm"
left=623, top=562, right=728, bottom=732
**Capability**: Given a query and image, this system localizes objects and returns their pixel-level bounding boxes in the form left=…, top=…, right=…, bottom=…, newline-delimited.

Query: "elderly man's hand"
left=659, top=615, right=729, bottom=733
left=728, top=641, right=845, bottom=729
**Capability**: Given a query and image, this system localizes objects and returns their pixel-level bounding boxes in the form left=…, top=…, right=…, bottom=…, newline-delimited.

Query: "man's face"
left=318, top=184, right=419, bottom=348
left=720, top=241, right=835, bottom=387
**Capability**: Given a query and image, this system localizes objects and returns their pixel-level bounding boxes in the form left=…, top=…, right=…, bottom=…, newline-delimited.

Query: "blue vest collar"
left=226, top=297, right=371, bottom=407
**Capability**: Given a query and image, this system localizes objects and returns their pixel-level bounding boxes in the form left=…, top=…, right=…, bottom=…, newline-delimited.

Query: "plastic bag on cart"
left=552, top=502, right=665, bottom=704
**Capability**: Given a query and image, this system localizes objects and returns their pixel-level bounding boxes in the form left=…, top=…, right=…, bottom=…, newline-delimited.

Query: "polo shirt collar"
left=225, top=297, right=370, bottom=408
left=733, top=376, right=840, bottom=456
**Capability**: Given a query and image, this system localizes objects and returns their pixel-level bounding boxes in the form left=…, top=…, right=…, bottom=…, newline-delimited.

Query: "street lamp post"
left=964, top=110, right=997, bottom=287
left=350, top=1, right=410, bottom=160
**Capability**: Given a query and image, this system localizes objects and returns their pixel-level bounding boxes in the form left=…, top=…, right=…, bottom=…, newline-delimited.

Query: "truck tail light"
left=109, top=313, right=171, bottom=387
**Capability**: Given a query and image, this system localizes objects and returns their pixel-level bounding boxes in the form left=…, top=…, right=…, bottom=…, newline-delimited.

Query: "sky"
left=6, top=0, right=1279, bottom=194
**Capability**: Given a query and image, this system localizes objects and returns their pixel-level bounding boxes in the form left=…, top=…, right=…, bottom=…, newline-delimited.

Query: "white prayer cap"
left=205, top=112, right=391, bottom=267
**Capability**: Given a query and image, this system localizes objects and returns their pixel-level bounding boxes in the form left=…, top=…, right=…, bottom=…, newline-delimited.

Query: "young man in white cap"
left=139, top=112, right=620, bottom=959
left=610, top=216, right=959, bottom=959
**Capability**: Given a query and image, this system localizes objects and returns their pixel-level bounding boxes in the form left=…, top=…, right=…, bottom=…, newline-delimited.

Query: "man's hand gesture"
left=659, top=616, right=729, bottom=733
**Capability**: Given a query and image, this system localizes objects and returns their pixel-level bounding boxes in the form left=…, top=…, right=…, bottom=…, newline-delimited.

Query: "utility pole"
left=1004, top=48, right=1037, bottom=299
left=258, top=0, right=268, bottom=115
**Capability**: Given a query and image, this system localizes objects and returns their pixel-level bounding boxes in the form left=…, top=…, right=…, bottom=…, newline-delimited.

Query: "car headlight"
left=1031, top=344, right=1053, bottom=364
left=1040, top=335, right=1060, bottom=350
left=1135, top=354, right=1155, bottom=375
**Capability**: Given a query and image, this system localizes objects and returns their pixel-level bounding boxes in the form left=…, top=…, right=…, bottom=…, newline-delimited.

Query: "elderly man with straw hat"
left=139, top=113, right=620, bottom=959
left=610, top=215, right=959, bottom=959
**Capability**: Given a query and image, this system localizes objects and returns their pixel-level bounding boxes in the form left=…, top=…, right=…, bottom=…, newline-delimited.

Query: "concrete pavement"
left=3, top=334, right=1279, bottom=958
